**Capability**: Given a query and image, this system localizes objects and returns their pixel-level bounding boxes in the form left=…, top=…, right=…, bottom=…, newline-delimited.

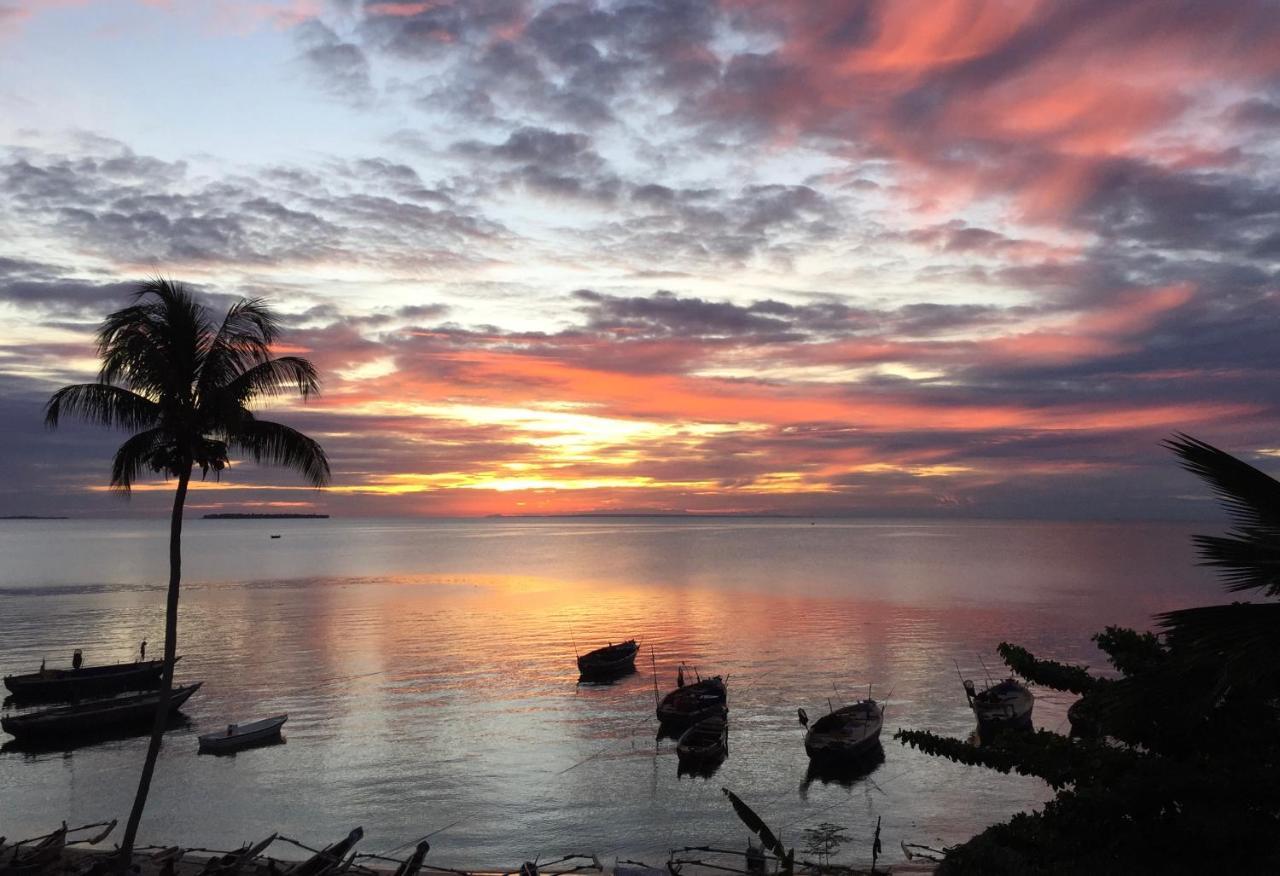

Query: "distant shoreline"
left=0, top=515, right=69, bottom=520
left=202, top=513, right=331, bottom=519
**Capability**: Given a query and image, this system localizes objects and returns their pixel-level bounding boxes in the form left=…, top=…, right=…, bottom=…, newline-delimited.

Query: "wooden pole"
left=651, top=647, right=660, bottom=709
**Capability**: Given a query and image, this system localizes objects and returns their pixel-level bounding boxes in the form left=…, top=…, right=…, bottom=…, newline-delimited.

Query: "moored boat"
left=1, top=824, right=66, bottom=876
left=799, top=700, right=883, bottom=761
left=1, top=683, right=202, bottom=741
left=676, top=710, right=728, bottom=763
left=656, top=675, right=727, bottom=726
left=964, top=677, right=1034, bottom=730
left=287, top=828, right=363, bottom=876
left=3, top=658, right=177, bottom=701
left=577, top=640, right=639, bottom=680
left=198, top=714, right=288, bottom=754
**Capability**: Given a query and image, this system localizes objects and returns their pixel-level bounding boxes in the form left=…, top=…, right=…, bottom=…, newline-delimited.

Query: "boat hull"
left=199, top=715, right=288, bottom=754
left=803, top=702, right=884, bottom=763
left=656, top=677, right=727, bottom=728
left=971, top=680, right=1034, bottom=732
left=676, top=712, right=728, bottom=762
left=3, top=659, right=174, bottom=701
left=577, top=641, right=639, bottom=681
left=1, top=683, right=201, bottom=740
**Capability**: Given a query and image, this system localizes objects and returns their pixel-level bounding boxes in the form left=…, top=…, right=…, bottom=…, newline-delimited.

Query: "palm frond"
left=197, top=297, right=282, bottom=398
left=45, top=384, right=161, bottom=431
left=1166, top=434, right=1280, bottom=597
left=1188, top=534, right=1280, bottom=596
left=109, top=428, right=171, bottom=494
left=231, top=419, right=330, bottom=488
left=1157, top=602, right=1280, bottom=691
left=98, top=279, right=211, bottom=398
left=223, top=356, right=320, bottom=404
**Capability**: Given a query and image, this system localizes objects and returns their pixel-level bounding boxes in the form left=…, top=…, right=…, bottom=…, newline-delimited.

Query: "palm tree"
left=45, top=279, right=329, bottom=867
left=1160, top=434, right=1280, bottom=692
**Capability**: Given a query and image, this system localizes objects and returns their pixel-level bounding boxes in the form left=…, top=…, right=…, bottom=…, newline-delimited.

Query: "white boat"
left=964, top=678, right=1033, bottom=729
left=800, top=700, right=883, bottom=761
left=198, top=714, right=287, bottom=754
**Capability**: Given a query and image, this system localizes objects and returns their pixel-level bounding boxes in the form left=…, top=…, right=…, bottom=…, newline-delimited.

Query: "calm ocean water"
left=0, top=517, right=1216, bottom=868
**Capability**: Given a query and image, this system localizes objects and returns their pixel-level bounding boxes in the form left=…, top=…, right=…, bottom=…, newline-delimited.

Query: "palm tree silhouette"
left=45, top=279, right=329, bottom=866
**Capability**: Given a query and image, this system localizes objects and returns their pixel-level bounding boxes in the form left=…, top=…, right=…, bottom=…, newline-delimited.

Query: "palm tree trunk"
left=118, top=462, right=191, bottom=870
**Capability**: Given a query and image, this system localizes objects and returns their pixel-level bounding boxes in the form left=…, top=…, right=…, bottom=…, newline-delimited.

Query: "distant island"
left=202, top=513, right=330, bottom=519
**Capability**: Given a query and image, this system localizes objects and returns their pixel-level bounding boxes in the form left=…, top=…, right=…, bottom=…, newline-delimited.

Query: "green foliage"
left=1091, top=626, right=1165, bottom=676
left=899, top=435, right=1280, bottom=874
left=995, top=643, right=1096, bottom=694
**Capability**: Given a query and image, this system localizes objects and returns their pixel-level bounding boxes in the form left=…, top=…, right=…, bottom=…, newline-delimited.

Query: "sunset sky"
left=2, top=0, right=1279, bottom=518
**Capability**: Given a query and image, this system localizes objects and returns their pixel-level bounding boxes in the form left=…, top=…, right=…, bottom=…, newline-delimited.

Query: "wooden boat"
left=1, top=683, right=201, bottom=740
left=197, top=834, right=278, bottom=876
left=391, top=842, right=430, bottom=876
left=676, top=710, right=728, bottom=763
left=656, top=675, right=727, bottom=726
left=287, top=828, right=362, bottom=876
left=3, top=658, right=176, bottom=701
left=964, top=678, right=1033, bottom=729
left=1, top=824, right=66, bottom=876
left=198, top=714, right=288, bottom=754
left=799, top=700, right=883, bottom=761
left=577, top=639, right=639, bottom=680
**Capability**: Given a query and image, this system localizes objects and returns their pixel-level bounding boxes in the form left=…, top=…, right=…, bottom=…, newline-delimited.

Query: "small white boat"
left=198, top=714, right=287, bottom=754
left=965, top=678, right=1033, bottom=729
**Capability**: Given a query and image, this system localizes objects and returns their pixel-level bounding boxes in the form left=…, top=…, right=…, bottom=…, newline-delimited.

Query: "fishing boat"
left=964, top=677, right=1034, bottom=730
left=1, top=683, right=201, bottom=741
left=197, top=834, right=278, bottom=876
left=198, top=714, right=288, bottom=754
left=391, top=842, right=430, bottom=876
left=656, top=675, right=727, bottom=726
left=577, top=640, right=639, bottom=680
left=287, top=828, right=363, bottom=876
left=3, top=658, right=176, bottom=701
left=1, top=824, right=66, bottom=876
left=798, top=700, right=883, bottom=762
left=676, top=710, right=728, bottom=763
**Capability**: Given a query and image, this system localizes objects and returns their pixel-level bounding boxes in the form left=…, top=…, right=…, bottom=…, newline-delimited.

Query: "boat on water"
left=3, top=658, right=176, bottom=701
left=964, top=677, right=1034, bottom=730
left=799, top=699, right=884, bottom=762
left=0, top=683, right=202, bottom=740
left=656, top=675, right=727, bottom=726
left=676, top=710, right=728, bottom=763
left=577, top=640, right=639, bottom=680
left=198, top=714, right=288, bottom=754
